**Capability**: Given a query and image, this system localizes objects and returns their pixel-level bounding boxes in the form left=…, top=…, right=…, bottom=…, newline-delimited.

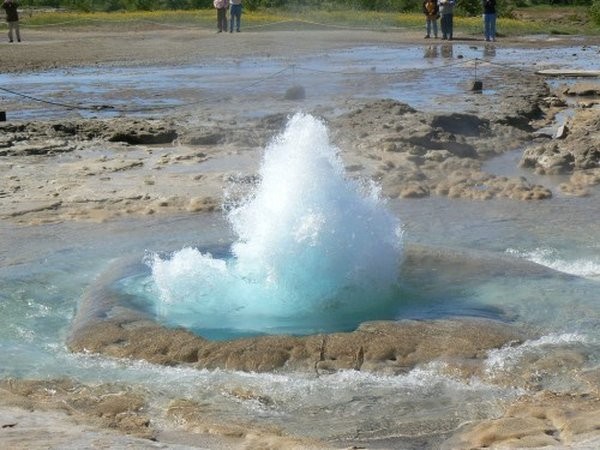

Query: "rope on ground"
left=241, top=19, right=299, bottom=30
left=0, top=57, right=538, bottom=115
left=137, top=19, right=205, bottom=30
left=0, top=66, right=295, bottom=114
left=242, top=18, right=418, bottom=32
left=14, top=17, right=101, bottom=28
left=483, top=58, right=543, bottom=75
left=0, top=86, right=115, bottom=111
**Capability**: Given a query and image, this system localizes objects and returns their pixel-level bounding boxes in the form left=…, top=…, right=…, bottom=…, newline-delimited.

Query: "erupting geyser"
left=148, top=113, right=404, bottom=338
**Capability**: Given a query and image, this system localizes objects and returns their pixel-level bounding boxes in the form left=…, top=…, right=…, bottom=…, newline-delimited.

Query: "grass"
left=17, top=6, right=600, bottom=36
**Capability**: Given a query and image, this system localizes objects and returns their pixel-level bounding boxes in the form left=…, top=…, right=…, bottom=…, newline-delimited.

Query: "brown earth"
left=1, top=27, right=598, bottom=74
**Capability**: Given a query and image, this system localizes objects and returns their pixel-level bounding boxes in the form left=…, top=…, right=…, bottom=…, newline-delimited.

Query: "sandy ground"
left=2, top=26, right=599, bottom=73
left=5, top=27, right=455, bottom=72
left=2, top=25, right=600, bottom=449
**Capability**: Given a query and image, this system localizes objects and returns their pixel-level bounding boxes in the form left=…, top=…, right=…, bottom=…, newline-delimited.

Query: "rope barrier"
left=0, top=86, right=114, bottom=111
left=2, top=17, right=99, bottom=28
left=0, top=56, right=538, bottom=116
left=4, top=16, right=426, bottom=32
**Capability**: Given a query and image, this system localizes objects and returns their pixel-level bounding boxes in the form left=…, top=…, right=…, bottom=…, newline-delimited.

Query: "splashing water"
left=506, top=247, right=600, bottom=280
left=148, top=113, right=404, bottom=338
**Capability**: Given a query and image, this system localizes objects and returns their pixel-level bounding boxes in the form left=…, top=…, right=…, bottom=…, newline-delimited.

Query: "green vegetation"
left=15, top=0, right=600, bottom=16
left=591, top=0, right=600, bottom=24
left=15, top=1, right=600, bottom=34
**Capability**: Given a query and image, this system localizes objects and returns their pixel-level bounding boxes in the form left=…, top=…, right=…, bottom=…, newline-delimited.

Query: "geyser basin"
left=71, top=114, right=600, bottom=345
left=119, top=114, right=404, bottom=339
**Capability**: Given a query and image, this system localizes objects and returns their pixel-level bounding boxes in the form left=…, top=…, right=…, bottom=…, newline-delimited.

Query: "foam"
left=506, top=247, right=600, bottom=280
left=485, top=332, right=590, bottom=375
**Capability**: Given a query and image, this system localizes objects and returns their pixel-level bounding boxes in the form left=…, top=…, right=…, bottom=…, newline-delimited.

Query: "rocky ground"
left=2, top=77, right=599, bottom=225
left=1, top=26, right=600, bottom=449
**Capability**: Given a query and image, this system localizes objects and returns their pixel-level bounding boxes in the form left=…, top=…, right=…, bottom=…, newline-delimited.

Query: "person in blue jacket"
left=483, top=0, right=497, bottom=41
left=230, top=0, right=242, bottom=33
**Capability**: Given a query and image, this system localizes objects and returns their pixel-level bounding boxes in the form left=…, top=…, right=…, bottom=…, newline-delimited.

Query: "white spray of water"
left=484, top=332, right=590, bottom=376
left=506, top=247, right=600, bottom=280
left=150, top=113, right=404, bottom=336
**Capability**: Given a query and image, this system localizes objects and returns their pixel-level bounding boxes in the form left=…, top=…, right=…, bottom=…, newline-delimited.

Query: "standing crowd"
left=422, top=0, right=496, bottom=41
left=3, top=0, right=497, bottom=45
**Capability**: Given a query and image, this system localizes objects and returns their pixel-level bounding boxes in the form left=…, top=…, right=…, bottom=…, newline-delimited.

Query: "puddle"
left=483, top=148, right=571, bottom=188
left=1, top=44, right=597, bottom=121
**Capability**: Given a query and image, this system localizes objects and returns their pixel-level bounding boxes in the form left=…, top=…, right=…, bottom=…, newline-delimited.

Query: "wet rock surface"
left=66, top=243, right=556, bottom=375
left=330, top=92, right=554, bottom=201
left=521, top=107, right=600, bottom=196
left=0, top=379, right=327, bottom=449
left=0, top=74, right=575, bottom=226
left=442, top=392, right=600, bottom=450
left=0, top=379, right=153, bottom=440
left=67, top=316, right=528, bottom=375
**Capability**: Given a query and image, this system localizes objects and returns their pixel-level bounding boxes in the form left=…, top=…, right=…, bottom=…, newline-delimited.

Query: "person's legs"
left=217, top=8, right=225, bottom=32
left=426, top=19, right=431, bottom=38
left=230, top=5, right=241, bottom=32
left=484, top=14, right=491, bottom=40
left=490, top=13, right=496, bottom=40
left=440, top=14, right=448, bottom=39
left=432, top=18, right=438, bottom=38
left=7, top=22, right=20, bottom=42
left=448, top=14, right=453, bottom=40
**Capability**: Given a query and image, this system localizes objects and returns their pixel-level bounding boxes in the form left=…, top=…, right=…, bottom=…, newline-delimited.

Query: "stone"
left=284, top=85, right=306, bottom=100
left=554, top=123, right=568, bottom=139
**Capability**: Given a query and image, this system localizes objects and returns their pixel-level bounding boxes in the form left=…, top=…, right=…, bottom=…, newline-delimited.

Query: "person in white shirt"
left=438, top=0, right=455, bottom=40
left=213, top=0, right=229, bottom=33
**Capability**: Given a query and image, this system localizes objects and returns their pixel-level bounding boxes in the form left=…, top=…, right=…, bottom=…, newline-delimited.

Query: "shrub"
left=591, top=0, right=600, bottom=24
left=456, top=0, right=481, bottom=16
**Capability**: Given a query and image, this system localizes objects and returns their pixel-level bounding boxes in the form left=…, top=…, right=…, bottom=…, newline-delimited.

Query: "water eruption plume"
left=149, top=113, right=404, bottom=338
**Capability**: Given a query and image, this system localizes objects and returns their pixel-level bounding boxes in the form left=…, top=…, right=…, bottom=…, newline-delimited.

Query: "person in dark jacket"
left=483, top=0, right=497, bottom=41
left=422, top=0, right=439, bottom=39
left=2, top=0, right=20, bottom=43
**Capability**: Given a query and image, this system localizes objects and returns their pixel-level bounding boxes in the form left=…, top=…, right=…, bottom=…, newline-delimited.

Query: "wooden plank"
left=535, top=69, right=600, bottom=77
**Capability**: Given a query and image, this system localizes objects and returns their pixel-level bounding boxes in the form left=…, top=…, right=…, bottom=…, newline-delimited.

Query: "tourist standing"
left=2, top=0, right=20, bottom=43
left=214, top=0, right=229, bottom=33
left=483, top=0, right=497, bottom=41
left=423, top=0, right=439, bottom=39
left=438, top=0, right=455, bottom=40
left=230, top=0, right=242, bottom=33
